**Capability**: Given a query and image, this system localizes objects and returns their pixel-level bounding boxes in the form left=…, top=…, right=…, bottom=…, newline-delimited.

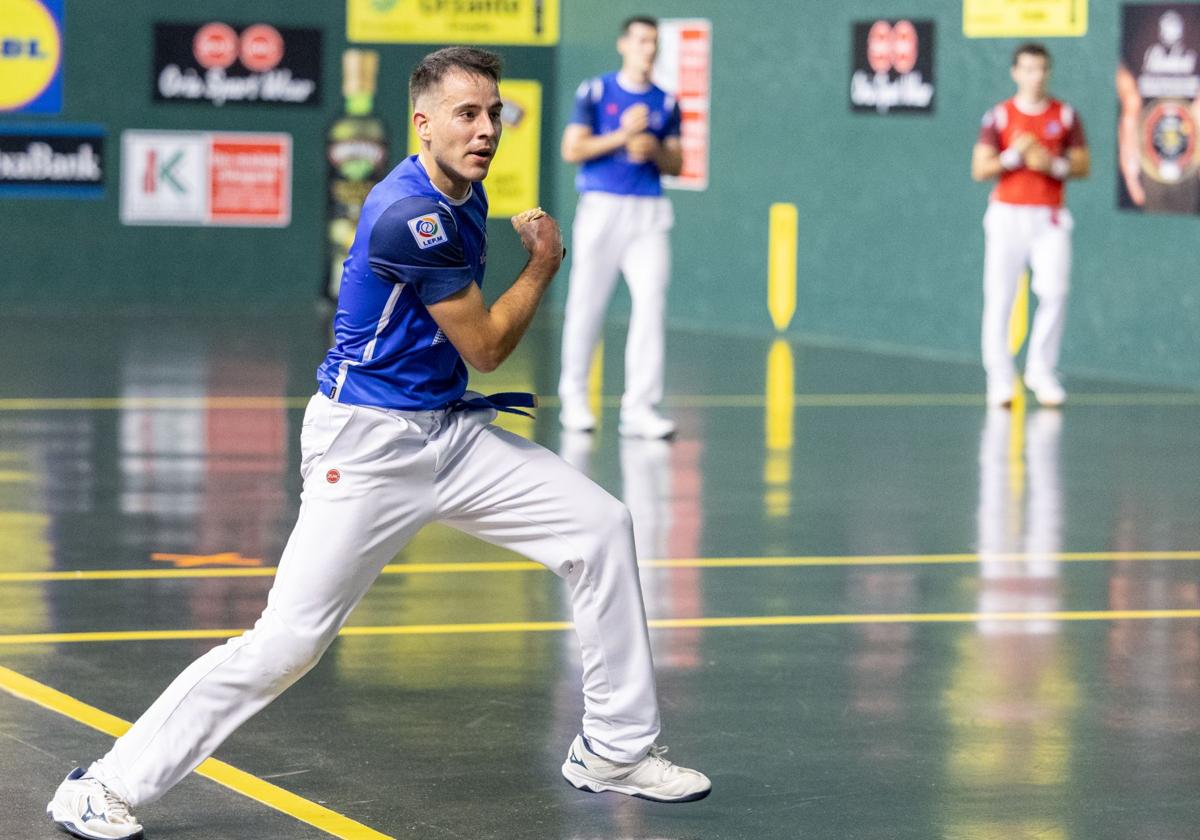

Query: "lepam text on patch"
left=407, top=213, right=448, bottom=249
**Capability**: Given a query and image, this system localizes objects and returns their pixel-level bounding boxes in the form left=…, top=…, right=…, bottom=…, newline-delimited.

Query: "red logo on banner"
left=193, top=23, right=239, bottom=70
left=867, top=19, right=919, bottom=74
left=239, top=24, right=284, bottom=73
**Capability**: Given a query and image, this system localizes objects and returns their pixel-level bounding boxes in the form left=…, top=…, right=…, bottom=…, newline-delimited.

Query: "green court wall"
left=2, top=1, right=1197, bottom=389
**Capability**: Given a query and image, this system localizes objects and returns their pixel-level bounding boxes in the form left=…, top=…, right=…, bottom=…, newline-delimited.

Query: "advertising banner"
left=153, top=22, right=321, bottom=107
left=121, top=130, right=291, bottom=226
left=1118, top=3, right=1200, bottom=214
left=0, top=124, right=104, bottom=198
left=654, top=19, right=711, bottom=191
left=850, top=19, right=936, bottom=115
left=964, top=0, right=1088, bottom=38
left=0, top=0, right=64, bottom=114
left=348, top=0, right=558, bottom=46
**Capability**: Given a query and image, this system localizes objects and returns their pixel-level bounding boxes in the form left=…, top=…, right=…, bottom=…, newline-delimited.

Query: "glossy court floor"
left=2, top=311, right=1199, bottom=840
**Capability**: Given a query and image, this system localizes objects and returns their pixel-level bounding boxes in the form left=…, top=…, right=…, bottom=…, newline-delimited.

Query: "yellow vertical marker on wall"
left=764, top=202, right=798, bottom=518
left=768, top=203, right=798, bottom=332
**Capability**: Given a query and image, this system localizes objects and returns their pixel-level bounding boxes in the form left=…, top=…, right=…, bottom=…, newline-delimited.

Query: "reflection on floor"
left=1, top=310, right=1199, bottom=840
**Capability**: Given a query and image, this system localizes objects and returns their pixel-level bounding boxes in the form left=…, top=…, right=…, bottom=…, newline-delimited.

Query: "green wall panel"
left=552, top=0, right=1200, bottom=388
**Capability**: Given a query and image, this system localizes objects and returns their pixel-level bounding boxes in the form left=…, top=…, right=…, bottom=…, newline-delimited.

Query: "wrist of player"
left=999, top=148, right=1024, bottom=171
left=1050, top=156, right=1071, bottom=180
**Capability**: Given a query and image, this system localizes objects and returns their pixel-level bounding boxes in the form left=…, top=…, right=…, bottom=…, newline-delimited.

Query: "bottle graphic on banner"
left=324, top=49, right=389, bottom=300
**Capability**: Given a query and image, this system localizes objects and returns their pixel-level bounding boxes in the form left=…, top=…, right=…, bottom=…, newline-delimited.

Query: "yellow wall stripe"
left=2, top=609, right=1198, bottom=646
left=767, top=202, right=799, bottom=332
left=2, top=550, right=1199, bottom=584
left=0, top=665, right=394, bottom=839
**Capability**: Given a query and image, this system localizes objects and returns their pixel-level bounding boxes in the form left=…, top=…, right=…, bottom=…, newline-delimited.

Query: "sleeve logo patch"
left=407, top=214, right=448, bottom=249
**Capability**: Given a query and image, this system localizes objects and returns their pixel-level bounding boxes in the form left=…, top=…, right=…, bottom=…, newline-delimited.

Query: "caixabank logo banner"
left=0, top=124, right=104, bottom=198
left=0, top=0, right=64, bottom=114
left=153, top=21, right=321, bottom=107
left=850, top=19, right=936, bottom=115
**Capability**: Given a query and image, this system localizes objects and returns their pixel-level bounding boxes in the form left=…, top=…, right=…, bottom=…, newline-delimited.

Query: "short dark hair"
left=1012, top=42, right=1050, bottom=67
left=409, top=46, right=502, bottom=107
left=620, top=16, right=658, bottom=35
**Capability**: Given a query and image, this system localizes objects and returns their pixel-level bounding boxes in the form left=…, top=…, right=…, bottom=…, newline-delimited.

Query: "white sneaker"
left=47, top=768, right=143, bottom=840
left=559, top=398, right=597, bottom=432
left=1024, top=371, right=1066, bottom=407
left=986, top=380, right=1015, bottom=409
left=561, top=733, right=711, bottom=803
left=618, top=410, right=676, bottom=439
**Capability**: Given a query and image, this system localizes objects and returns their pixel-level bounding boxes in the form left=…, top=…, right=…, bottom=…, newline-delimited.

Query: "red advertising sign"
left=121, top=130, right=291, bottom=227
left=654, top=18, right=711, bottom=191
left=209, top=135, right=290, bottom=224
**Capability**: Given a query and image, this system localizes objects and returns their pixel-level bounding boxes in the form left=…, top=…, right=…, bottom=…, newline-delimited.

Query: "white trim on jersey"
left=993, top=104, right=1008, bottom=131
left=333, top=283, right=406, bottom=400
left=1061, top=104, right=1075, bottom=129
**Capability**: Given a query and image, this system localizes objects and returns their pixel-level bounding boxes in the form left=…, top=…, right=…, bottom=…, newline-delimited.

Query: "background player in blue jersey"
left=558, top=16, right=683, bottom=439
left=48, top=46, right=709, bottom=840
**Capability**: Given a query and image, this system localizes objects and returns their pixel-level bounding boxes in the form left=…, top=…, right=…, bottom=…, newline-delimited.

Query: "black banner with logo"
left=0, top=126, right=105, bottom=198
left=1118, top=4, right=1200, bottom=214
left=153, top=22, right=321, bottom=107
left=850, top=19, right=936, bottom=115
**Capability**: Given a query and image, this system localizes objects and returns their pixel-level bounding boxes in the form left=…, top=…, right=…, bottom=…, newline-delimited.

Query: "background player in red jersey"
left=972, top=43, right=1090, bottom=408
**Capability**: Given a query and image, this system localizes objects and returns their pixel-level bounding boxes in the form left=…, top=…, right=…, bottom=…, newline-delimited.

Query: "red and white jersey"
left=978, top=98, right=1086, bottom=207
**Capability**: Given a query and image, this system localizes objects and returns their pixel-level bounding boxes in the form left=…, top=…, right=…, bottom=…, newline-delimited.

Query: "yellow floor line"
left=1, top=392, right=1199, bottom=412
left=0, top=665, right=394, bottom=840
left=2, top=550, right=1199, bottom=584
left=1, top=609, right=1198, bottom=646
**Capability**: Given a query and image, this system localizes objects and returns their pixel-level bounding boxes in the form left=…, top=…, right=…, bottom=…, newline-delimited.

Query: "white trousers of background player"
left=981, top=202, right=1073, bottom=387
left=87, top=393, right=660, bottom=807
left=559, top=192, right=674, bottom=417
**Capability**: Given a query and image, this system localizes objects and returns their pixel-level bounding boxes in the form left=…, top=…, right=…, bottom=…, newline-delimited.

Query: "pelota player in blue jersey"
left=558, top=16, right=684, bottom=439
left=48, top=46, right=709, bottom=840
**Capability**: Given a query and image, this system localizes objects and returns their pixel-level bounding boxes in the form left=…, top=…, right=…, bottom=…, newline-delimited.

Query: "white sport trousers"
left=89, top=394, right=661, bottom=806
left=982, top=201, right=1073, bottom=384
left=558, top=192, right=674, bottom=415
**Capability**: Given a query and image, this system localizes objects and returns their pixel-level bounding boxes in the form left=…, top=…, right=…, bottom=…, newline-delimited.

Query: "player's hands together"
left=1010, top=132, right=1037, bottom=154
left=625, top=132, right=660, bottom=163
left=1023, top=142, right=1052, bottom=173
left=512, top=207, right=564, bottom=273
left=619, top=103, right=650, bottom=138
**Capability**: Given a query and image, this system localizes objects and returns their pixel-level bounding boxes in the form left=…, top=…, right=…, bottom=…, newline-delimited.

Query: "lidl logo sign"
left=0, top=0, right=64, bottom=114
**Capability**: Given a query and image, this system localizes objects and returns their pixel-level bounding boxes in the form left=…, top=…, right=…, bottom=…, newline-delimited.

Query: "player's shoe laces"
left=560, top=398, right=597, bottom=432
left=561, top=733, right=711, bottom=803
left=618, top=409, right=676, bottom=439
left=1024, top=371, right=1066, bottom=407
left=47, top=768, right=144, bottom=840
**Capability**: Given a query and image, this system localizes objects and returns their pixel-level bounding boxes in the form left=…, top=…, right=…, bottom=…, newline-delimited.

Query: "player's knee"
left=593, top=495, right=634, bottom=543
left=246, top=610, right=331, bottom=690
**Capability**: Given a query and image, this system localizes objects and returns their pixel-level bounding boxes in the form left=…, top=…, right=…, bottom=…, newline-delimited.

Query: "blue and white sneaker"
left=46, top=767, right=144, bottom=840
left=562, top=733, right=711, bottom=803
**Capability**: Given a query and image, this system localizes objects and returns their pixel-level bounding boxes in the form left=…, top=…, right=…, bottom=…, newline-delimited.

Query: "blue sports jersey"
left=317, top=155, right=487, bottom=410
left=569, top=72, right=681, bottom=197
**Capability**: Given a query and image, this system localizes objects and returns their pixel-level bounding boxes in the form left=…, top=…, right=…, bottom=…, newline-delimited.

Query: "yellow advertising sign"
left=963, top=0, right=1087, bottom=38
left=408, top=79, right=541, bottom=219
left=348, top=0, right=559, bottom=46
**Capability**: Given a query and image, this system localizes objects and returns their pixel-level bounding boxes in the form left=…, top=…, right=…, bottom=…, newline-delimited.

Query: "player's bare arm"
left=426, top=212, right=563, bottom=373
left=629, top=134, right=682, bottom=175
left=561, top=102, right=649, bottom=163
left=972, top=132, right=1035, bottom=181
left=1116, top=63, right=1146, bottom=205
